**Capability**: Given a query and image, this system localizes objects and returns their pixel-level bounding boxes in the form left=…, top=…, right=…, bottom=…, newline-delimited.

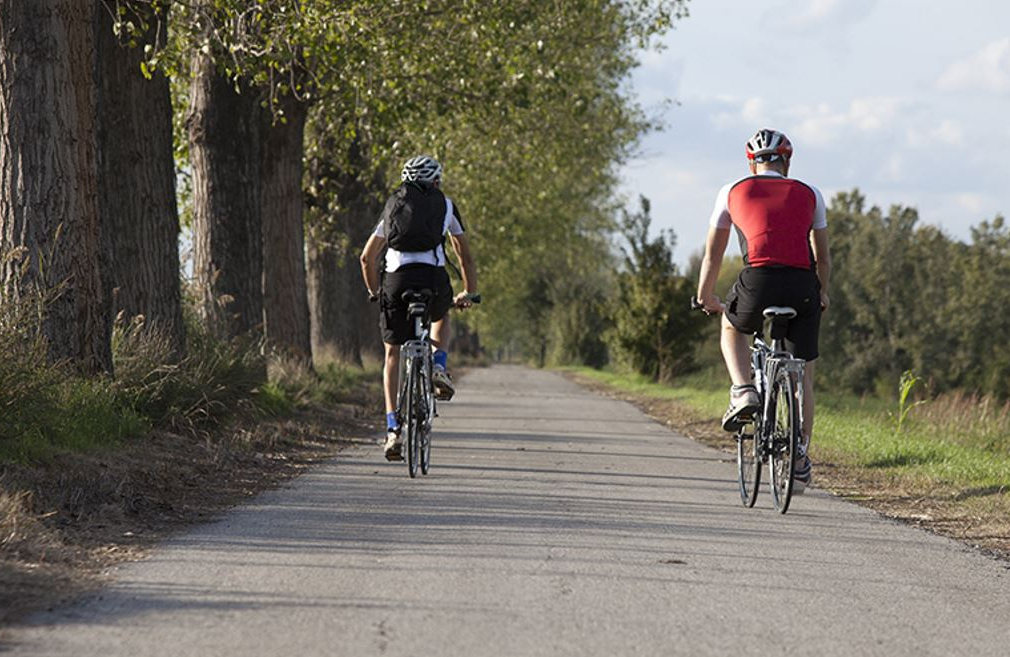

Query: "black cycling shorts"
left=724, top=266, right=822, bottom=360
left=380, top=264, right=454, bottom=345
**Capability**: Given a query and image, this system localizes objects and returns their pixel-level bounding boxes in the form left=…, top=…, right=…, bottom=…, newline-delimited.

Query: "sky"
left=622, top=0, right=1010, bottom=266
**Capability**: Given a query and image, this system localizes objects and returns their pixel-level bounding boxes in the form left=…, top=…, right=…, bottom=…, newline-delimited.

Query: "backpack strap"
left=441, top=197, right=463, bottom=280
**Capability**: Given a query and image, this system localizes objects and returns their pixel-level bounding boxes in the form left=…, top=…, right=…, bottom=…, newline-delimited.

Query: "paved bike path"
left=7, top=365, right=1010, bottom=656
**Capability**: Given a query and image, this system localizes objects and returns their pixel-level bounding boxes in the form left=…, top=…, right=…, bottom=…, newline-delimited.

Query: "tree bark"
left=261, top=96, right=311, bottom=364
left=0, top=1, right=112, bottom=374
left=305, top=139, right=382, bottom=366
left=187, top=53, right=263, bottom=339
left=96, top=3, right=184, bottom=355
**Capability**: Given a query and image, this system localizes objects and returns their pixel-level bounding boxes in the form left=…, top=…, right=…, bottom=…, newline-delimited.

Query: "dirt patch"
left=0, top=396, right=381, bottom=627
left=565, top=371, right=1010, bottom=563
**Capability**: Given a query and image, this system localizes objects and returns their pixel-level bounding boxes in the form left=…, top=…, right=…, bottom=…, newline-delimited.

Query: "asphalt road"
left=6, top=365, right=1010, bottom=656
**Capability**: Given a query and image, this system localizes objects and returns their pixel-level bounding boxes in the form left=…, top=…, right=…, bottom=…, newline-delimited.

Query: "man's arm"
left=359, top=234, right=386, bottom=297
left=697, top=227, right=731, bottom=313
left=448, top=232, right=478, bottom=308
left=810, top=227, right=831, bottom=311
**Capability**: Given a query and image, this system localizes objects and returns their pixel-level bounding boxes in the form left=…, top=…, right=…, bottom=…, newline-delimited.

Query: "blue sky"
left=623, top=0, right=1010, bottom=265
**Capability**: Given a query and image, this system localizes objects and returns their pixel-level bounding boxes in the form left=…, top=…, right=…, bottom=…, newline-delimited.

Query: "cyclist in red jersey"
left=695, top=128, right=832, bottom=489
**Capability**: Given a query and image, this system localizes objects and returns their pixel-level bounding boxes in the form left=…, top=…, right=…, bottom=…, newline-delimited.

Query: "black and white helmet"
left=745, top=128, right=793, bottom=162
left=400, top=155, right=442, bottom=184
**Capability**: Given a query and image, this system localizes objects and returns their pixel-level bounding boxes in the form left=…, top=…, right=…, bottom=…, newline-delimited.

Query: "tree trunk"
left=96, top=3, right=184, bottom=355
left=305, top=138, right=383, bottom=366
left=0, top=1, right=112, bottom=374
left=261, top=96, right=311, bottom=364
left=187, top=53, right=263, bottom=339
left=305, top=226, right=358, bottom=366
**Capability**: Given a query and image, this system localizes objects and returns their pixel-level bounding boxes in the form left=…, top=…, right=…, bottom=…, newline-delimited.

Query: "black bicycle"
left=692, top=298, right=806, bottom=513
left=396, top=289, right=480, bottom=478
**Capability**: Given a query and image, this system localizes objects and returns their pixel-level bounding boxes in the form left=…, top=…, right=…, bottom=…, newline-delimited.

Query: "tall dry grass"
left=112, top=311, right=267, bottom=432
left=913, top=390, right=1010, bottom=454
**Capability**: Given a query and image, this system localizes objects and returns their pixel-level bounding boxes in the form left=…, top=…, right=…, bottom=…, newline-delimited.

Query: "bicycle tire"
left=420, top=360, right=433, bottom=475
left=736, top=426, right=761, bottom=507
left=768, top=370, right=798, bottom=513
left=405, top=360, right=421, bottom=478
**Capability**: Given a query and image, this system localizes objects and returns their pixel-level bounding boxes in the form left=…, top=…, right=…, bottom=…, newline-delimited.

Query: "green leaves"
left=822, top=191, right=1010, bottom=397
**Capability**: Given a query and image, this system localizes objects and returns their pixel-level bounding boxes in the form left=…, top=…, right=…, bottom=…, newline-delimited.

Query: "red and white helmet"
left=745, top=128, right=793, bottom=162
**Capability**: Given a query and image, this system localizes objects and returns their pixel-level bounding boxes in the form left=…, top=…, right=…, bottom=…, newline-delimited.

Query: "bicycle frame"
left=398, top=321, right=435, bottom=428
left=752, top=335, right=806, bottom=439
left=396, top=298, right=437, bottom=477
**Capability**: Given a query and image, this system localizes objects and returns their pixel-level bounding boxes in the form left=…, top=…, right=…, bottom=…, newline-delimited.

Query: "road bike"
left=691, top=298, right=806, bottom=514
left=396, top=289, right=480, bottom=478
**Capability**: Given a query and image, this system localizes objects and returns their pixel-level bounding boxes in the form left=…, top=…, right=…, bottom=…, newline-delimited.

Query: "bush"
left=607, top=197, right=705, bottom=383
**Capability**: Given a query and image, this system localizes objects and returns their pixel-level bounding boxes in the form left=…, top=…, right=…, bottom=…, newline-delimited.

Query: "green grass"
left=0, top=288, right=381, bottom=464
left=566, top=366, right=1010, bottom=496
left=0, top=376, right=150, bottom=463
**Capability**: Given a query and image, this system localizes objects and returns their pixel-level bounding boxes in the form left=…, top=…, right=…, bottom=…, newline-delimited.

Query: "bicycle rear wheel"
left=736, top=426, right=761, bottom=507
left=767, top=371, right=798, bottom=513
left=405, top=360, right=421, bottom=478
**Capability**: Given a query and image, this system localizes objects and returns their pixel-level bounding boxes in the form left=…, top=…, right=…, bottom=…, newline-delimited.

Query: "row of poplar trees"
left=0, top=1, right=686, bottom=375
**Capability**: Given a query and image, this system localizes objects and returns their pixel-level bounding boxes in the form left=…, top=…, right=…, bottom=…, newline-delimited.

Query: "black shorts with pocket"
left=380, top=264, right=454, bottom=345
left=724, top=266, right=822, bottom=360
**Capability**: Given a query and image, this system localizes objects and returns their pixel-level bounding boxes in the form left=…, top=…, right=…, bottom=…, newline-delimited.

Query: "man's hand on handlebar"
left=691, top=294, right=725, bottom=316
left=454, top=292, right=481, bottom=310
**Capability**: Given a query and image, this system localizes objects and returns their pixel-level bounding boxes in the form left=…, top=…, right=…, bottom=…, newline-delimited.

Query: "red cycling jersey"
left=709, top=172, right=826, bottom=269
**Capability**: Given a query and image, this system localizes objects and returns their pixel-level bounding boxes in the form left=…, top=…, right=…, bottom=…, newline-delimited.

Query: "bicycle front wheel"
left=405, top=360, right=421, bottom=478
left=736, top=426, right=761, bottom=507
left=767, top=371, right=798, bottom=513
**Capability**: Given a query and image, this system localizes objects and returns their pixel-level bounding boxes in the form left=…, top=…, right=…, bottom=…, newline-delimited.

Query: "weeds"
left=890, top=370, right=927, bottom=434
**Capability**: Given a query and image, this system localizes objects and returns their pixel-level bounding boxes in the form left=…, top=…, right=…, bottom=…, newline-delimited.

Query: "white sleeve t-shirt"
left=374, top=195, right=465, bottom=272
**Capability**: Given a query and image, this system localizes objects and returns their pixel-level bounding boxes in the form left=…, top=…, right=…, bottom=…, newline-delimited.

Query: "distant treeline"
left=555, top=190, right=1010, bottom=401
left=820, top=190, right=1010, bottom=397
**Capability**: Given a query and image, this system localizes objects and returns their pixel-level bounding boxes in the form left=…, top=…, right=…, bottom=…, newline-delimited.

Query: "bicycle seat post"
left=762, top=306, right=797, bottom=353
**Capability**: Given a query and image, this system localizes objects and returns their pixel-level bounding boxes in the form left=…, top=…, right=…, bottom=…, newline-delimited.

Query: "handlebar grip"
left=468, top=293, right=481, bottom=304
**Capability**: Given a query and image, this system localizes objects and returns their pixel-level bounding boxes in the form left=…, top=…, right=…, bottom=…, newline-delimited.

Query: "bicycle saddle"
left=401, top=288, right=433, bottom=317
left=762, top=306, right=797, bottom=319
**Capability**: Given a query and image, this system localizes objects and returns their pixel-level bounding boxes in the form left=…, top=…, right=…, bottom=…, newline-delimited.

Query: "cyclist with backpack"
left=695, top=129, right=831, bottom=490
left=359, top=155, right=479, bottom=461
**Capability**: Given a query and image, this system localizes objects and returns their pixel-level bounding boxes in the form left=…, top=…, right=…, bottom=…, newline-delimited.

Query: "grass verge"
left=562, top=366, right=1010, bottom=560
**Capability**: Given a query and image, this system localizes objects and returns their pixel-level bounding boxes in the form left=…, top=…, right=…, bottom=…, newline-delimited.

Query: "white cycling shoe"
left=432, top=367, right=455, bottom=401
left=383, top=430, right=403, bottom=462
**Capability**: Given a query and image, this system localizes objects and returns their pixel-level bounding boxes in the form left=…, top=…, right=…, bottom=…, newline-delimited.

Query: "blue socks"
left=433, top=349, right=448, bottom=371
left=386, top=411, right=399, bottom=431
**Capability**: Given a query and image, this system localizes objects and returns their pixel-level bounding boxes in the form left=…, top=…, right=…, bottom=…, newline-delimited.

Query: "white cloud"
left=701, top=95, right=909, bottom=148
left=878, top=154, right=904, bottom=182
left=740, top=97, right=769, bottom=125
left=790, top=97, right=906, bottom=146
left=770, top=0, right=878, bottom=32
left=956, top=193, right=986, bottom=214
left=906, top=119, right=965, bottom=148
left=937, top=38, right=1010, bottom=95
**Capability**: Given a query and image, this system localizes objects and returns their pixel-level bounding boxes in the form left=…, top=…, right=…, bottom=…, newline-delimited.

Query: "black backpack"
left=382, top=182, right=448, bottom=254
